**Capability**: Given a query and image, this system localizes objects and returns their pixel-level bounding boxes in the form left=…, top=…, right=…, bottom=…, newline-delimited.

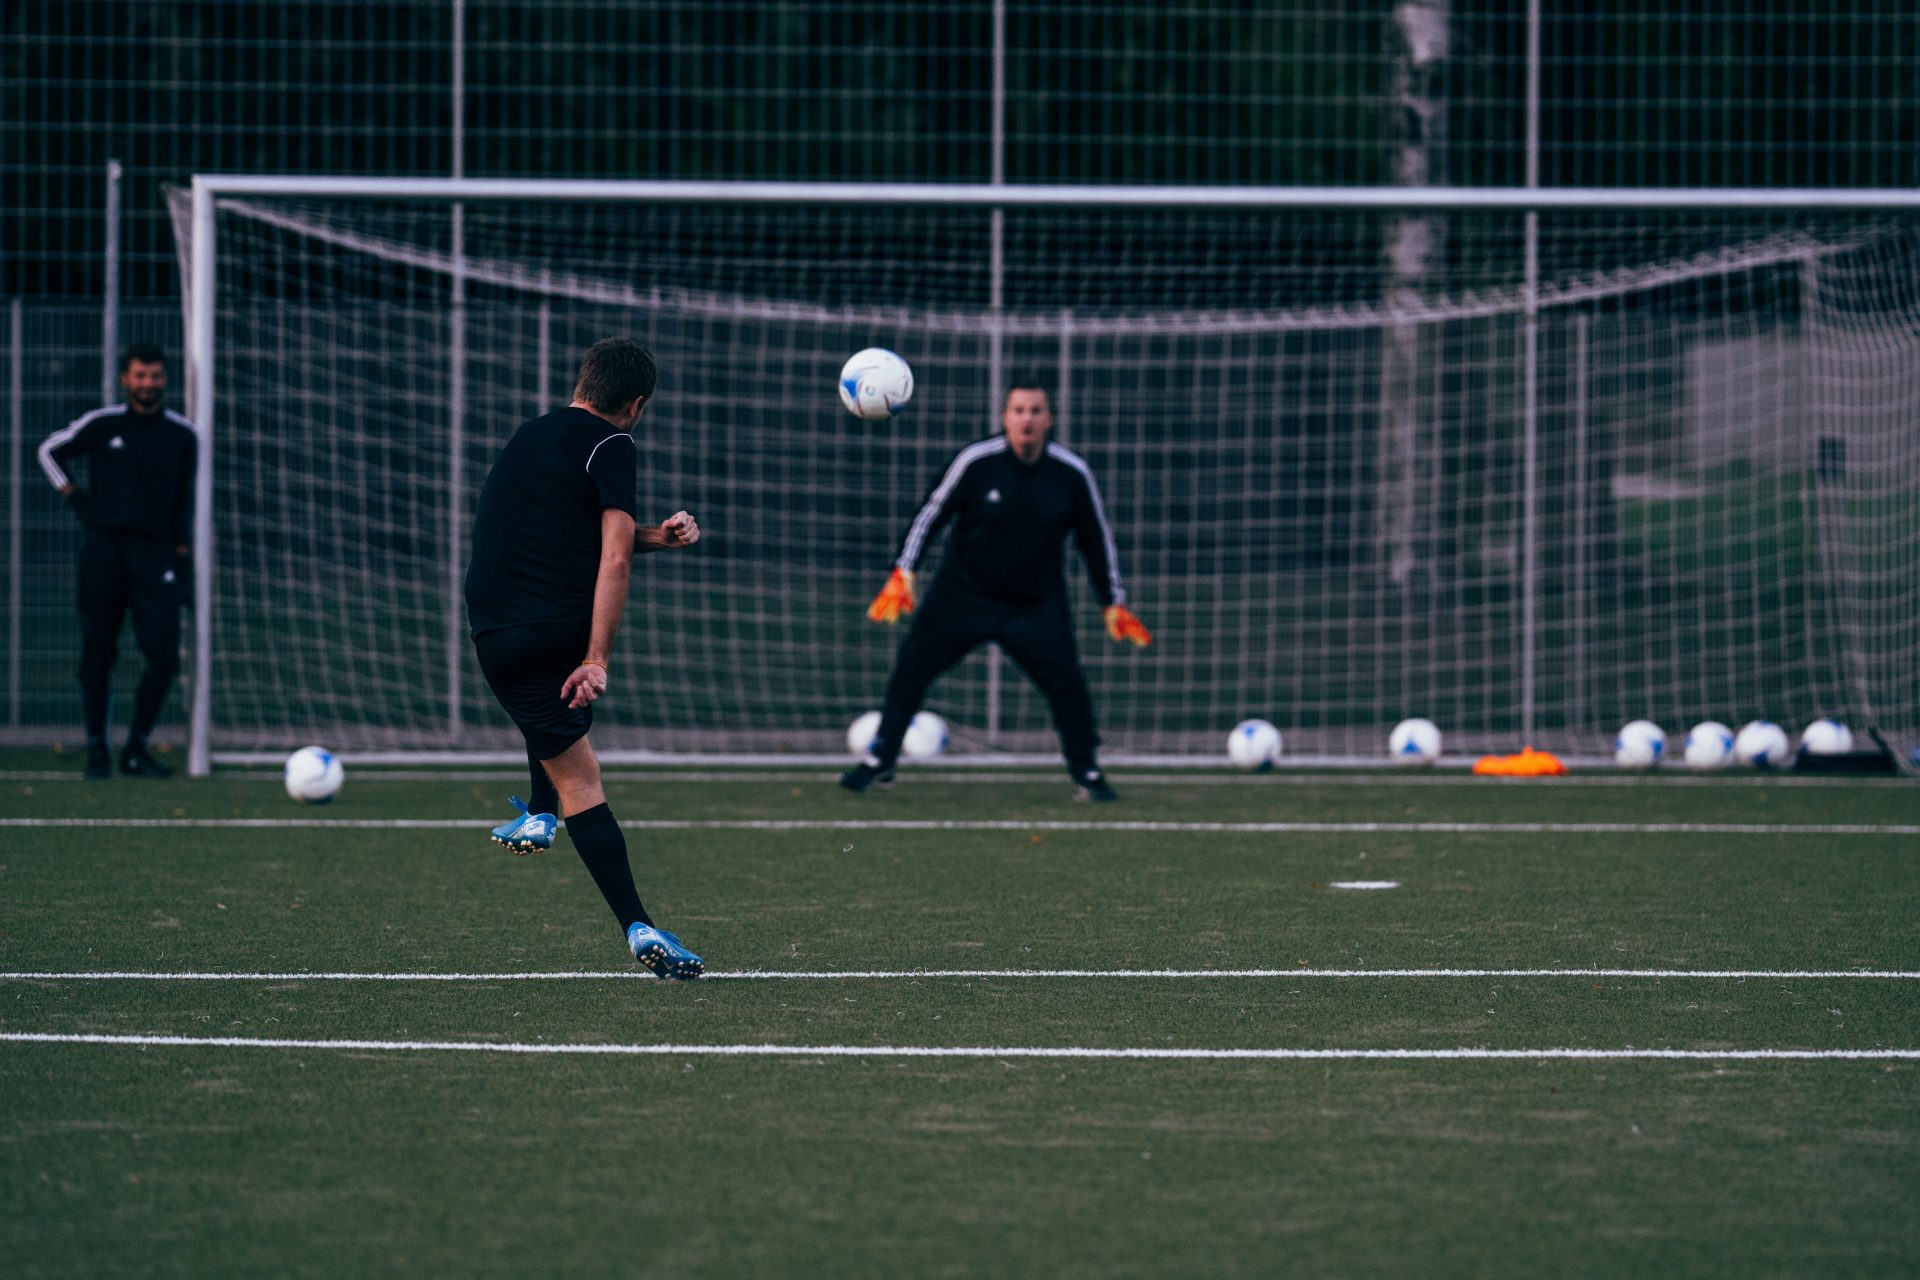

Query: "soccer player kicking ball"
left=841, top=380, right=1152, bottom=801
left=465, top=337, right=704, bottom=979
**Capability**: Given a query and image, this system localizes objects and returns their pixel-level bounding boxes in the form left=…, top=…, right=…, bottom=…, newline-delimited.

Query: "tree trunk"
left=1377, top=0, right=1450, bottom=587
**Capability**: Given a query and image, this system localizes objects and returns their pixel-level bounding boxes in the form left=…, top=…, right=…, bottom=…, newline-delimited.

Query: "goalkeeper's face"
left=1002, top=388, right=1052, bottom=461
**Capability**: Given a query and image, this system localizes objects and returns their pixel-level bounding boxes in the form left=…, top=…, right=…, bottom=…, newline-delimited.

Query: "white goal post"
left=175, top=177, right=1920, bottom=775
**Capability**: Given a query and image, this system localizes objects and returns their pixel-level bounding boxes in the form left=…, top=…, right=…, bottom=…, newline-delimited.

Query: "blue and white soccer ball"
left=1733, top=720, right=1791, bottom=768
left=838, top=348, right=914, bottom=421
left=903, top=711, right=949, bottom=760
left=1683, top=721, right=1735, bottom=769
left=1227, top=719, right=1283, bottom=771
left=1388, top=717, right=1442, bottom=765
left=1614, top=720, right=1666, bottom=770
left=1799, top=717, right=1854, bottom=757
left=284, top=745, right=343, bottom=803
left=846, top=710, right=883, bottom=759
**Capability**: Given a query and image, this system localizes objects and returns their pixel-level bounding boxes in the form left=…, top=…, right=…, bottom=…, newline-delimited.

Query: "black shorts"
left=473, top=622, right=594, bottom=760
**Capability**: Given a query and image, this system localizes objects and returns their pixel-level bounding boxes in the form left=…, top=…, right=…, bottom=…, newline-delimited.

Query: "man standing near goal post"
left=37, top=344, right=196, bottom=780
left=841, top=381, right=1152, bottom=801
left=465, top=337, right=705, bottom=979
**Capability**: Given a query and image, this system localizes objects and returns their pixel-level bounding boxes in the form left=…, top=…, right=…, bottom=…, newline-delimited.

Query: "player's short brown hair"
left=119, top=343, right=166, bottom=371
left=1003, top=378, right=1050, bottom=407
left=573, top=338, right=657, bottom=415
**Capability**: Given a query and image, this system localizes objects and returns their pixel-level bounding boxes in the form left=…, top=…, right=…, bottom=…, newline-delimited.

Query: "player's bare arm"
left=561, top=507, right=635, bottom=709
left=633, top=509, right=699, bottom=554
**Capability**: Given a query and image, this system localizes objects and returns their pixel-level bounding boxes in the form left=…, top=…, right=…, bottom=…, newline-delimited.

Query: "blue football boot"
left=490, top=795, right=557, bottom=856
left=627, top=923, right=705, bottom=980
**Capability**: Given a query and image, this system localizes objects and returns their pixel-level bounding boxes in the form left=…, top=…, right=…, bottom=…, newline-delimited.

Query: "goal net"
left=169, top=182, right=1920, bottom=765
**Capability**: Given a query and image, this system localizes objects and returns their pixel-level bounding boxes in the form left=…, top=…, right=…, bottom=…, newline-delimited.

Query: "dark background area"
left=6, top=1, right=1918, bottom=298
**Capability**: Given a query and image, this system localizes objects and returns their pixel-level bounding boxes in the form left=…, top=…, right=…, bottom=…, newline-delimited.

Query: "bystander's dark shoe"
left=120, top=743, right=175, bottom=779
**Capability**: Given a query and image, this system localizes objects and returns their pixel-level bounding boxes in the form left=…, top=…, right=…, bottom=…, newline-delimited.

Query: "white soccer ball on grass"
left=1733, top=720, right=1791, bottom=768
left=284, top=745, right=344, bottom=803
left=1227, top=719, right=1283, bottom=771
left=1388, top=717, right=1442, bottom=765
left=838, top=348, right=914, bottom=420
left=902, top=711, right=949, bottom=760
left=846, top=710, right=883, bottom=759
left=1613, top=720, right=1667, bottom=770
left=1683, top=721, right=1734, bottom=769
left=1799, top=718, right=1854, bottom=757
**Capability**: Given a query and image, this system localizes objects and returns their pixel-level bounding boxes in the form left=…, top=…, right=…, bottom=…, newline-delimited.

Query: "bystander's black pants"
left=872, top=580, right=1100, bottom=780
left=77, top=530, right=182, bottom=745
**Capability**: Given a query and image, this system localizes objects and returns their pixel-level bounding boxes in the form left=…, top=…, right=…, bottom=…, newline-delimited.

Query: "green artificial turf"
left=2, top=760, right=1917, bottom=1277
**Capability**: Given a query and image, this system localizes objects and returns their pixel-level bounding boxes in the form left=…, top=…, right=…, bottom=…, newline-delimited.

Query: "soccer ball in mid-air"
left=1388, top=717, right=1442, bottom=765
left=846, top=710, right=883, bottom=759
left=902, top=711, right=949, bottom=760
left=1614, top=720, right=1667, bottom=770
left=284, top=745, right=343, bottom=803
left=1733, top=720, right=1791, bottom=768
left=1799, top=718, right=1854, bottom=756
left=838, top=348, right=914, bottom=420
left=1227, top=719, right=1282, bottom=771
left=1683, top=721, right=1734, bottom=769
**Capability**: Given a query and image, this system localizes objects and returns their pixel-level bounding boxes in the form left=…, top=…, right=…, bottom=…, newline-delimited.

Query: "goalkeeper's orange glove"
left=866, top=567, right=916, bottom=624
left=1104, top=604, right=1152, bottom=647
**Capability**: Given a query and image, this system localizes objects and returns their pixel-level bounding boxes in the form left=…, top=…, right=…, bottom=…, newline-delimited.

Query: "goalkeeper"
left=841, top=381, right=1151, bottom=802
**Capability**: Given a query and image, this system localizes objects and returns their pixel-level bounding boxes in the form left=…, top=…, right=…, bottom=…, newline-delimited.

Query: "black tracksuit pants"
left=873, top=580, right=1099, bottom=778
left=77, top=530, right=183, bottom=744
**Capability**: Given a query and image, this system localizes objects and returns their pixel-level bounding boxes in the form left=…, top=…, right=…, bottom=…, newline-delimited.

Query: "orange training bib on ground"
left=1471, top=747, right=1568, bottom=777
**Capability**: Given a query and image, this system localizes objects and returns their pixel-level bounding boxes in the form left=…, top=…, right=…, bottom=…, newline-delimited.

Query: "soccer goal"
left=169, top=178, right=1920, bottom=774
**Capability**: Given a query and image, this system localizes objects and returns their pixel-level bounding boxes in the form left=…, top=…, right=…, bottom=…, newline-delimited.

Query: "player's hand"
left=1104, top=604, right=1152, bottom=647
left=560, top=661, right=609, bottom=710
left=866, top=567, right=915, bottom=624
left=661, top=510, right=700, bottom=547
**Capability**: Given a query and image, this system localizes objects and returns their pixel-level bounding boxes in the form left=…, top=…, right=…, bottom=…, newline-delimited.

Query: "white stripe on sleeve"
left=36, top=406, right=120, bottom=491
left=1047, top=442, right=1126, bottom=606
left=584, top=432, right=633, bottom=473
left=897, top=437, right=1008, bottom=570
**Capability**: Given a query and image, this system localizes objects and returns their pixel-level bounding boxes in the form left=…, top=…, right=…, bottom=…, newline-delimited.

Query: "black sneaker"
left=1073, top=770, right=1119, bottom=803
left=85, top=743, right=113, bottom=780
left=838, top=759, right=896, bottom=793
left=120, top=742, right=175, bottom=779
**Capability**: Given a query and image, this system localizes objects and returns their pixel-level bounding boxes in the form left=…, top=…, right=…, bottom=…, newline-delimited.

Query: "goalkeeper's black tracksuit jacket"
left=37, top=404, right=197, bottom=744
left=871, top=435, right=1128, bottom=778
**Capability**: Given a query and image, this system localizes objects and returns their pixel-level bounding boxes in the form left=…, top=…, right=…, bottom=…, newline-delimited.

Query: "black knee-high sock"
left=565, top=802, right=652, bottom=931
left=526, top=748, right=560, bottom=816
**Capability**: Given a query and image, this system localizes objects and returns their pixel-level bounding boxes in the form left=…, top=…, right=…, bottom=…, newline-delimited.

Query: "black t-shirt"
left=465, top=406, right=638, bottom=636
left=38, top=405, right=198, bottom=543
left=894, top=438, right=1127, bottom=607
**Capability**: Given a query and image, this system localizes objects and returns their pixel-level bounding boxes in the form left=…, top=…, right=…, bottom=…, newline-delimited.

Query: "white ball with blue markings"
left=1388, top=717, right=1442, bottom=765
left=1613, top=720, right=1666, bottom=770
left=838, top=348, right=914, bottom=420
left=1733, top=720, right=1791, bottom=768
left=284, top=745, right=343, bottom=803
left=846, top=710, right=883, bottom=759
left=1684, top=721, right=1735, bottom=769
left=1227, top=719, right=1282, bottom=771
left=903, top=711, right=949, bottom=760
left=1799, top=718, right=1853, bottom=756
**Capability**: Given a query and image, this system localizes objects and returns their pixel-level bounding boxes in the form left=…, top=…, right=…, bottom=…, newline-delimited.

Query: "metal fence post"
left=8, top=298, right=22, bottom=727
left=102, top=159, right=121, bottom=404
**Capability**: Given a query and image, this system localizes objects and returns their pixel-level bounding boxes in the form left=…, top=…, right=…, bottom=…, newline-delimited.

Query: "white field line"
left=1331, top=880, right=1401, bottom=890
left=3, top=817, right=1918, bottom=835
left=2, top=1031, right=1914, bottom=1062
left=2, top=769, right=1910, bottom=788
left=6, top=968, right=1918, bottom=983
